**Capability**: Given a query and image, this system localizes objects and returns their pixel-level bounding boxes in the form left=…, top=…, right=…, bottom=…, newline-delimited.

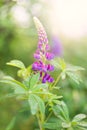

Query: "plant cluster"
left=0, top=17, right=87, bottom=130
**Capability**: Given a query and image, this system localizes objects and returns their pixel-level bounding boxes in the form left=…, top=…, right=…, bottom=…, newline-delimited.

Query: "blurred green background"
left=0, top=0, right=87, bottom=130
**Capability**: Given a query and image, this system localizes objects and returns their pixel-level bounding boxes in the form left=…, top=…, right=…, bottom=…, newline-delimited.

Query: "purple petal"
left=45, top=44, right=50, bottom=50
left=34, top=53, right=40, bottom=59
left=46, top=64, right=54, bottom=71
left=32, top=62, right=42, bottom=71
left=45, top=52, right=54, bottom=60
left=34, top=50, right=41, bottom=59
left=42, top=73, right=54, bottom=83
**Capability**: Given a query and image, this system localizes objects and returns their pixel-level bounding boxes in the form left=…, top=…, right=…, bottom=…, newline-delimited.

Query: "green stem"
left=50, top=73, right=61, bottom=90
left=36, top=113, right=45, bottom=130
left=45, top=111, right=52, bottom=122
left=53, top=73, right=61, bottom=87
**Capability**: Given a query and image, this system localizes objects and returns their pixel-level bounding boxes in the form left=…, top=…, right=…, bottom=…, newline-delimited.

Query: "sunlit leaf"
left=0, top=78, right=27, bottom=90
left=7, top=60, right=25, bottom=69
left=72, top=114, right=87, bottom=122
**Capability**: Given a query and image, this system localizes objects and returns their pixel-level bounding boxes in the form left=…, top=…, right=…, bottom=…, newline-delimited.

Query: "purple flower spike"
left=33, top=17, right=48, bottom=45
left=51, top=36, right=63, bottom=57
left=46, top=52, right=54, bottom=60
left=32, top=17, right=55, bottom=83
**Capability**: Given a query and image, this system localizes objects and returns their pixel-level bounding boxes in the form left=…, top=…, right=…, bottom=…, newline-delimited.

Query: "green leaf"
left=6, top=116, right=16, bottom=130
left=0, top=78, right=27, bottom=90
left=62, top=122, right=71, bottom=128
left=66, top=71, right=82, bottom=85
left=43, top=123, right=59, bottom=129
left=30, top=73, right=40, bottom=89
left=66, top=65, right=85, bottom=72
left=31, top=83, right=48, bottom=91
left=53, top=101, right=70, bottom=122
left=32, top=94, right=45, bottom=116
left=7, top=60, right=25, bottom=69
left=72, top=114, right=87, bottom=122
left=14, top=86, right=26, bottom=94
left=28, top=94, right=45, bottom=116
left=78, top=122, right=87, bottom=128
left=28, top=94, right=38, bottom=115
left=75, top=125, right=87, bottom=130
left=23, top=76, right=30, bottom=88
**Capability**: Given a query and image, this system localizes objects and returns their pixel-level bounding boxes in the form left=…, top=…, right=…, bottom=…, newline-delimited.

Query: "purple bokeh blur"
left=51, top=36, right=63, bottom=57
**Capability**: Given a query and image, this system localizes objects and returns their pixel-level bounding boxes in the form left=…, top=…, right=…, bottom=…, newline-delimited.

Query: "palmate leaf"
left=6, top=60, right=25, bottom=69
left=71, top=114, right=87, bottom=130
left=50, top=58, right=84, bottom=86
left=28, top=94, right=45, bottom=116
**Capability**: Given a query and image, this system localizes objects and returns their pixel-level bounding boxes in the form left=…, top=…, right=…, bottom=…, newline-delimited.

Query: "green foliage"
left=53, top=101, right=70, bottom=122
left=29, top=73, right=40, bottom=89
left=0, top=58, right=87, bottom=130
left=51, top=58, right=84, bottom=86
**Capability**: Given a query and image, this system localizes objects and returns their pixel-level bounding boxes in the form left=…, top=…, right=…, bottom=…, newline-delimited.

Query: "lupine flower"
left=42, top=73, right=54, bottom=83
left=51, top=36, right=63, bottom=57
left=32, top=17, right=54, bottom=83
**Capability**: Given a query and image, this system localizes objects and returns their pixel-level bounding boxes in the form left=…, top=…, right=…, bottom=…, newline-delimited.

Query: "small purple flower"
left=46, top=64, right=54, bottom=71
left=34, top=50, right=41, bottom=59
left=32, top=61, right=47, bottom=72
left=42, top=73, right=54, bottom=83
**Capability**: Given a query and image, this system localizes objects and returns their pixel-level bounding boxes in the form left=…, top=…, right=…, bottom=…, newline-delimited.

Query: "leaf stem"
left=53, top=73, right=61, bottom=87
left=45, top=111, right=52, bottom=122
left=36, top=113, right=45, bottom=130
left=50, top=73, right=61, bottom=90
